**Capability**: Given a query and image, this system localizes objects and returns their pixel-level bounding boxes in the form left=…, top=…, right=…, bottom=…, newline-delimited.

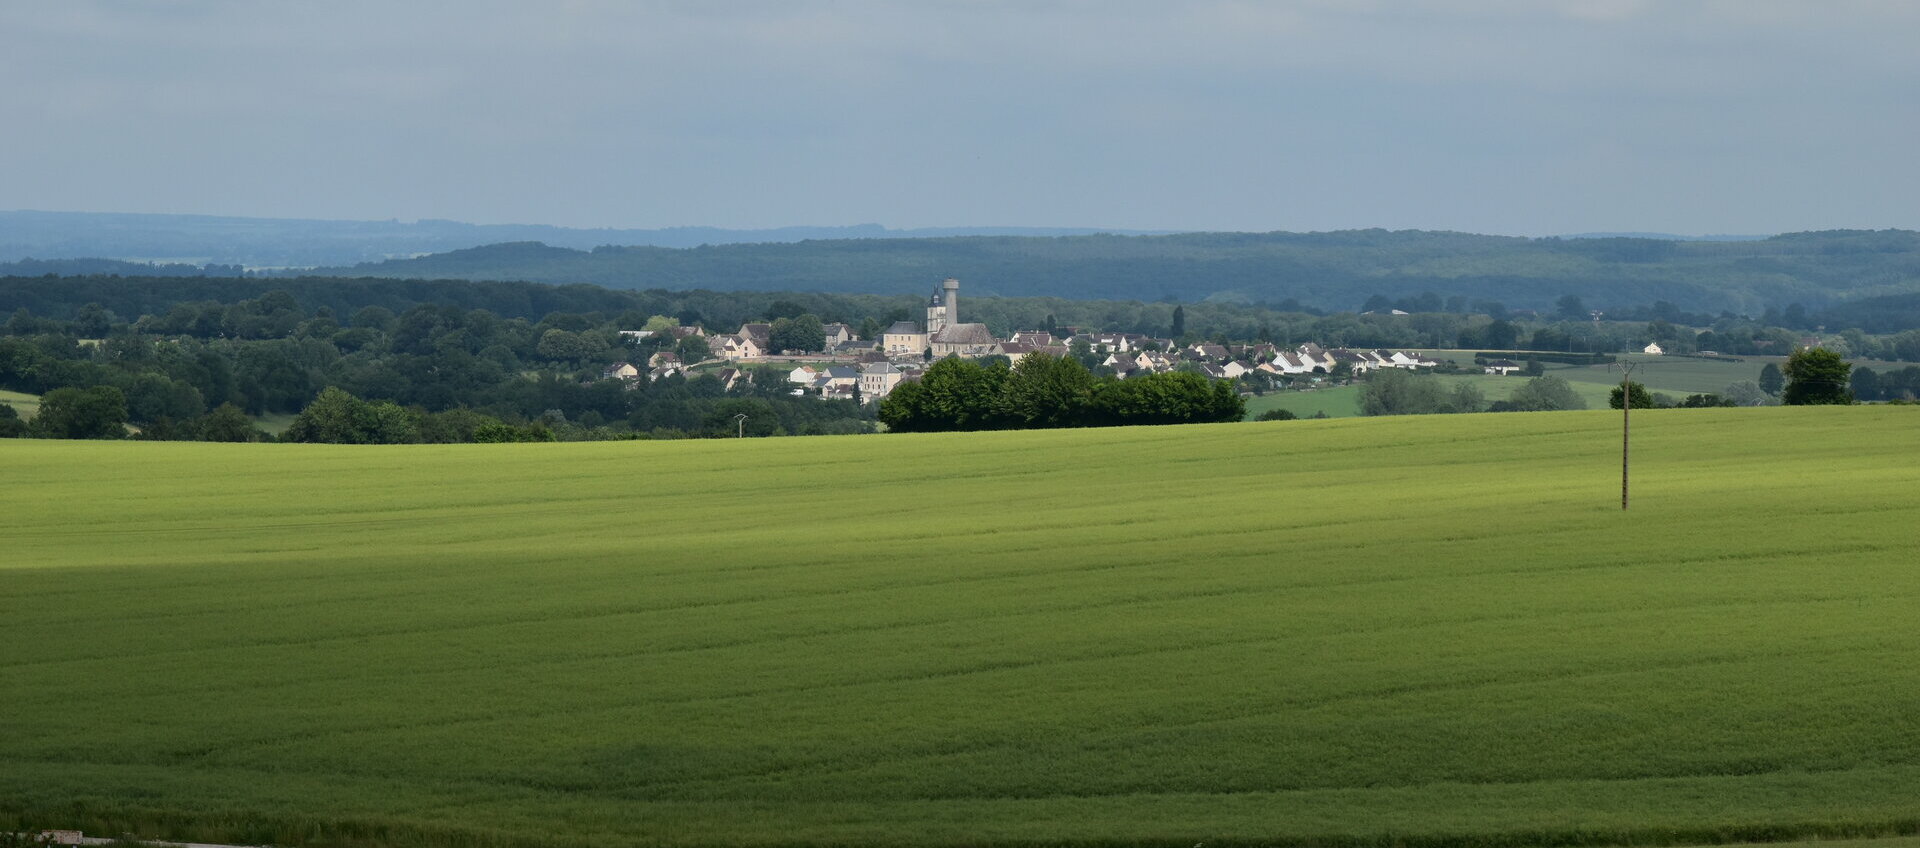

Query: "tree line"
left=878, top=353, right=1245, bottom=432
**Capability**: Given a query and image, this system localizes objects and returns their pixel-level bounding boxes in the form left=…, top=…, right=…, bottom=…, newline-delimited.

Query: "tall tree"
left=997, top=352, right=1094, bottom=428
left=1170, top=305, right=1186, bottom=339
left=1782, top=347, right=1853, bottom=405
left=1758, top=362, right=1784, bottom=396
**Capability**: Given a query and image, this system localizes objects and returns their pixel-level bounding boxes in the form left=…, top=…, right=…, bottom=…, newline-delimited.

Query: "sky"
left=2, top=1, right=1916, bottom=236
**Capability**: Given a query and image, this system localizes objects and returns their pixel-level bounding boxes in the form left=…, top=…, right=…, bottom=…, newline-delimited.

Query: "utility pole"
left=1613, top=361, right=1638, bottom=511
left=734, top=413, right=748, bottom=439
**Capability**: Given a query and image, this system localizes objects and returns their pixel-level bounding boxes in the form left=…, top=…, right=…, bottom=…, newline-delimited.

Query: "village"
left=599, top=278, right=1469, bottom=402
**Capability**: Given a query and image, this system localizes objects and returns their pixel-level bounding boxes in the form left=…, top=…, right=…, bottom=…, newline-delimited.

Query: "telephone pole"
left=1613, top=361, right=1638, bottom=511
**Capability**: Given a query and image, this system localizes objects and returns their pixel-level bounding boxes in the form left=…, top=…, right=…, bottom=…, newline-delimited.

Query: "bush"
left=1257, top=408, right=1298, bottom=421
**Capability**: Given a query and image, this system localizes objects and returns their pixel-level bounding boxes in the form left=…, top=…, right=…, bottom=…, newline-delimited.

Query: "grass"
left=4, top=408, right=1920, bottom=848
left=0, top=388, right=41, bottom=420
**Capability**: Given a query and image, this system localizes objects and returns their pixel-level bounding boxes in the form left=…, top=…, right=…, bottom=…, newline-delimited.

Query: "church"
left=880, top=278, right=1000, bottom=358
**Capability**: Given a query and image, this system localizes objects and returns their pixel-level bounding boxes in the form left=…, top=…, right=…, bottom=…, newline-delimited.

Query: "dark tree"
left=30, top=386, right=128, bottom=439
left=676, top=334, right=711, bottom=364
left=1483, top=319, right=1520, bottom=350
left=1609, top=381, right=1654, bottom=410
left=769, top=314, right=826, bottom=353
left=1851, top=366, right=1881, bottom=402
left=1758, top=362, right=1784, bottom=396
left=0, top=402, right=26, bottom=438
left=1782, top=347, right=1853, bottom=405
left=196, top=402, right=262, bottom=442
left=1257, top=408, right=1298, bottom=421
left=1170, top=305, right=1186, bottom=339
left=1557, top=294, right=1588, bottom=320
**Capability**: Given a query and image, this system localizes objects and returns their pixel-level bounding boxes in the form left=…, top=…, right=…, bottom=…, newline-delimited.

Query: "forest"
left=246, top=228, right=1920, bottom=317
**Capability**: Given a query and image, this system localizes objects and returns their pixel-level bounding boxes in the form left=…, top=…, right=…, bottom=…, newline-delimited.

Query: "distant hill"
left=0, top=210, right=1170, bottom=268
left=283, top=228, right=1920, bottom=314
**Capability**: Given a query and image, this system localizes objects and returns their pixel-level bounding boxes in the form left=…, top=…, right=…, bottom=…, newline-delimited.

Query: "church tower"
left=926, top=279, right=958, bottom=335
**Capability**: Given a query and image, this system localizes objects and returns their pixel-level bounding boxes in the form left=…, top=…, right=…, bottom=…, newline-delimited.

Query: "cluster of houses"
left=600, top=278, right=1450, bottom=402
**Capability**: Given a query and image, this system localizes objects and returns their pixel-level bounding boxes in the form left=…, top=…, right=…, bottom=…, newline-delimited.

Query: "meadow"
left=1244, top=352, right=1773, bottom=419
left=0, top=388, right=40, bottom=420
left=4, top=407, right=1920, bottom=848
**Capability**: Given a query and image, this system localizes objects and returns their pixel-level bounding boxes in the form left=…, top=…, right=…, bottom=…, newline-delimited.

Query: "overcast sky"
left=2, top=1, right=1915, bottom=235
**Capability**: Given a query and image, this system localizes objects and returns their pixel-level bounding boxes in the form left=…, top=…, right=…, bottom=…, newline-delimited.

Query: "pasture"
left=4, top=407, right=1920, bottom=848
left=0, top=388, right=40, bottom=420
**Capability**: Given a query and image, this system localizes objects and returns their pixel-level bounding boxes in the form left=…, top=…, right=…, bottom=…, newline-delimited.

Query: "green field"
left=5, top=408, right=1920, bottom=848
left=1245, top=353, right=1778, bottom=420
left=0, top=388, right=40, bottom=420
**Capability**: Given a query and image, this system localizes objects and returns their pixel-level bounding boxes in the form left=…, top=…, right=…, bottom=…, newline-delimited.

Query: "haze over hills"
left=0, top=210, right=1172, bottom=268
left=6, top=211, right=1918, bottom=315
left=271, top=228, right=1918, bottom=315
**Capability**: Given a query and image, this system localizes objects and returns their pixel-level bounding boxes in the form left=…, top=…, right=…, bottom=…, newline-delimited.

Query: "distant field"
left=5, top=408, right=1920, bottom=848
left=0, top=388, right=41, bottom=419
left=1246, top=352, right=1777, bottom=419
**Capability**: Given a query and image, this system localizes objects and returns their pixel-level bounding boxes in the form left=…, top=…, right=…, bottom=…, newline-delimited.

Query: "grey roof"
left=826, top=366, right=861, bottom=378
left=884, top=321, right=923, bottom=335
left=862, top=362, right=901, bottom=374
left=930, top=323, right=997, bottom=345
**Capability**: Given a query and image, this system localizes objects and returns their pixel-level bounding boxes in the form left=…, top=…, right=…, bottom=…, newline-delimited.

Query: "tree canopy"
left=1782, top=347, right=1853, bottom=405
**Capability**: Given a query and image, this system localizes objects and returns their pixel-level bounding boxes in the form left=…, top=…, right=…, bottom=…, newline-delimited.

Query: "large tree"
left=1503, top=375, right=1587, bottom=412
left=1782, top=347, right=1853, bottom=405
left=30, top=386, right=128, bottom=439
left=1758, top=362, right=1784, bottom=396
left=769, top=314, right=827, bottom=353
left=997, top=352, right=1094, bottom=428
left=1609, top=381, right=1654, bottom=410
left=1359, top=368, right=1448, bottom=416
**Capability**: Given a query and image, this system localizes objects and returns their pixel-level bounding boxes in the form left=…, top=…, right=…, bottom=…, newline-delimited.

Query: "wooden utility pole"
left=1614, top=361, right=1638, bottom=511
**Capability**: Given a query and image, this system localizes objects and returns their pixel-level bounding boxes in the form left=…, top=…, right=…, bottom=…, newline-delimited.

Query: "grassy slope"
left=4, top=409, right=1920, bottom=848
left=0, top=388, right=41, bottom=420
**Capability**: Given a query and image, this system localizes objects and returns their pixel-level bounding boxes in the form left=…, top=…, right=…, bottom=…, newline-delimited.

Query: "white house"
left=1484, top=359, right=1522, bottom=375
left=1643, top=342, right=1665, bottom=355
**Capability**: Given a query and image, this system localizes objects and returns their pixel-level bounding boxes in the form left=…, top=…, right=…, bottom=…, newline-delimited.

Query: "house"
left=711, top=333, right=763, bottom=360
left=1188, top=343, right=1230, bottom=362
left=1003, top=342, right=1069, bottom=368
left=834, top=338, right=877, bottom=355
left=859, top=362, right=904, bottom=399
left=1198, top=364, right=1230, bottom=380
left=738, top=323, right=773, bottom=352
left=882, top=320, right=927, bottom=357
left=715, top=367, right=744, bottom=391
left=602, top=362, right=642, bottom=381
left=668, top=325, right=705, bottom=339
left=822, top=323, right=855, bottom=347
left=1105, top=352, right=1139, bottom=376
left=647, top=351, right=680, bottom=369
left=1643, top=342, right=1665, bottom=355
left=1484, top=359, right=1522, bottom=375
left=1328, top=349, right=1379, bottom=374
left=1134, top=350, right=1176, bottom=373
left=787, top=365, right=819, bottom=386
left=1007, top=331, right=1055, bottom=348
left=1271, top=352, right=1315, bottom=375
left=648, top=364, right=680, bottom=381
left=1220, top=361, right=1251, bottom=379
